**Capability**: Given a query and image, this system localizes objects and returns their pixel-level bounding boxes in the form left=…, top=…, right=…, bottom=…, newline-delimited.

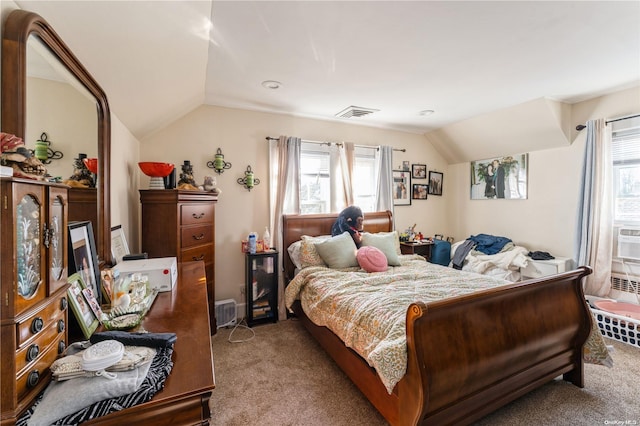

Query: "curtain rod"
left=575, top=113, right=640, bottom=131
left=265, top=136, right=406, bottom=152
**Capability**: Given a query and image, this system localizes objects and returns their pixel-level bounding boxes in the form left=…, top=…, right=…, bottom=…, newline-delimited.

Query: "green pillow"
left=314, top=232, right=359, bottom=269
left=361, top=231, right=401, bottom=266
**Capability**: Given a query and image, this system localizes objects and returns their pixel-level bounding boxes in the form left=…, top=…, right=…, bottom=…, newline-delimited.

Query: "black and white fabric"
left=17, top=347, right=173, bottom=426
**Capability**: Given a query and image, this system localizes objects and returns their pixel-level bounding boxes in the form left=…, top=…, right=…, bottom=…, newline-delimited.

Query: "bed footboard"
left=400, top=266, right=593, bottom=425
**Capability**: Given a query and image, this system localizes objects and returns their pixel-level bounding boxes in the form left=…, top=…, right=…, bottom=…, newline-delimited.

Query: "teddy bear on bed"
left=331, top=205, right=364, bottom=248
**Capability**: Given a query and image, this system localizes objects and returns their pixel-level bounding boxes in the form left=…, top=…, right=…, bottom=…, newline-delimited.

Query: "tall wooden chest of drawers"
left=139, top=190, right=217, bottom=331
left=1, top=178, right=69, bottom=423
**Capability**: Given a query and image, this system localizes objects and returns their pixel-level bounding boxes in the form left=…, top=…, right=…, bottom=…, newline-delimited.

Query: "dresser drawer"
left=181, top=245, right=214, bottom=264
left=16, top=337, right=62, bottom=401
left=181, top=204, right=214, bottom=226
left=16, top=294, right=67, bottom=347
left=16, top=310, right=66, bottom=375
left=181, top=224, right=213, bottom=249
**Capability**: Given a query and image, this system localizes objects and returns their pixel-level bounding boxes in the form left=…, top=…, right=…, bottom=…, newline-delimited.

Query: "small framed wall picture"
left=412, top=183, right=428, bottom=200
left=67, top=273, right=100, bottom=338
left=428, top=171, right=444, bottom=196
left=402, top=161, right=410, bottom=171
left=412, top=164, right=426, bottom=179
left=392, top=170, right=411, bottom=206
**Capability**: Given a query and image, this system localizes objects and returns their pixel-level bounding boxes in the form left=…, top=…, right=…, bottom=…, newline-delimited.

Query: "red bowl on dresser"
left=82, top=157, right=98, bottom=174
left=138, top=162, right=175, bottom=177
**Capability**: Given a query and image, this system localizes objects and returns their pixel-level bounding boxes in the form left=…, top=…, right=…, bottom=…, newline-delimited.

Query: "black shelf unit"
left=245, top=251, right=278, bottom=327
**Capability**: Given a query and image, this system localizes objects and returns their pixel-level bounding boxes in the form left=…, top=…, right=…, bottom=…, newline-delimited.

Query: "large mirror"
left=2, top=10, right=112, bottom=264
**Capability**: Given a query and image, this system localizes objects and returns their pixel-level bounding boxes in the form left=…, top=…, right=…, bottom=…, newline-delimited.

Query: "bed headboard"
left=282, top=210, right=393, bottom=283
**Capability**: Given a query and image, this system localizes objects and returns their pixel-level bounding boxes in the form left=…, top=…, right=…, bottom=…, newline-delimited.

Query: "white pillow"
left=360, top=231, right=401, bottom=266
left=314, top=232, right=359, bottom=269
left=287, top=240, right=303, bottom=270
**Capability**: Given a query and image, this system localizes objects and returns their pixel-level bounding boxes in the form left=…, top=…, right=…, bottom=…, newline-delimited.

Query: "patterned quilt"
left=285, top=255, right=612, bottom=394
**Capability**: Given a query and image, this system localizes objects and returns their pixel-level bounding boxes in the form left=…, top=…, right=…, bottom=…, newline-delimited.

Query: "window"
left=352, top=146, right=377, bottom=212
left=299, top=143, right=331, bottom=214
left=299, top=142, right=378, bottom=214
left=612, top=117, right=640, bottom=225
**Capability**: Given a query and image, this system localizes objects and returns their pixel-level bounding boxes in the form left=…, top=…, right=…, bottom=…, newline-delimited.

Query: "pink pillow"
left=357, top=246, right=388, bottom=273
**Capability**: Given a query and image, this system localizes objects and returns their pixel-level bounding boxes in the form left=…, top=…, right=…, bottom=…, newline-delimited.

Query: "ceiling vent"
left=335, top=106, right=379, bottom=119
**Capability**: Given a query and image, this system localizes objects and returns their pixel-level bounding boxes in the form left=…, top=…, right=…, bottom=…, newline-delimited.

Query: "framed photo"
left=67, top=273, right=99, bottom=338
left=412, top=164, right=427, bottom=179
left=412, top=183, right=429, bottom=200
left=402, top=161, right=410, bottom=171
left=82, top=287, right=104, bottom=321
left=393, top=170, right=411, bottom=206
left=470, top=153, right=528, bottom=200
left=100, top=268, right=114, bottom=305
left=428, top=171, right=444, bottom=196
left=68, top=221, right=101, bottom=305
left=111, top=225, right=130, bottom=264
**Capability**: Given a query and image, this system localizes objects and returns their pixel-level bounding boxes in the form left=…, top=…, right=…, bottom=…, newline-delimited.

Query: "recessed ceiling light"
left=419, top=110, right=435, bottom=116
left=261, top=80, right=282, bottom=90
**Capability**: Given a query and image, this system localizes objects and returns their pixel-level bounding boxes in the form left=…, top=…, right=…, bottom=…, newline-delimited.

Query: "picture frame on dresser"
left=110, top=224, right=130, bottom=264
left=68, top=221, right=101, bottom=305
left=67, top=273, right=100, bottom=339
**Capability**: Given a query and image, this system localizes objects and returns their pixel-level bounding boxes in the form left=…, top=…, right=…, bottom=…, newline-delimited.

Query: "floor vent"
left=215, top=299, right=237, bottom=328
left=611, top=273, right=640, bottom=295
left=335, top=106, right=379, bottom=119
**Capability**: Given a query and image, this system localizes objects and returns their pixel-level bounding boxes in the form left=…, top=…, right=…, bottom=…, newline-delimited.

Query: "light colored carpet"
left=210, top=319, right=640, bottom=425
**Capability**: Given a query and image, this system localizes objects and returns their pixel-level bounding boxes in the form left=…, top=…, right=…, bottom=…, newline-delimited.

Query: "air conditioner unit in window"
left=618, top=227, right=640, bottom=261
left=215, top=299, right=237, bottom=328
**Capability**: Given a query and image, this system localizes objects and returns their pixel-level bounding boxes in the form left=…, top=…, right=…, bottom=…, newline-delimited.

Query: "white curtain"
left=339, top=142, right=355, bottom=206
left=269, top=136, right=300, bottom=320
left=375, top=145, right=394, bottom=225
left=575, top=119, right=613, bottom=296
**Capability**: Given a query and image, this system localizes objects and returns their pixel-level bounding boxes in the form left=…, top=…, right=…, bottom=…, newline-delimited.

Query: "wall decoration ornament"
left=34, top=132, right=63, bottom=164
left=207, top=148, right=232, bottom=174
left=238, top=165, right=260, bottom=191
left=470, top=153, right=528, bottom=199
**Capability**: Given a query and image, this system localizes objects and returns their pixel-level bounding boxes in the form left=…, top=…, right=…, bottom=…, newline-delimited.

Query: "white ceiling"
left=11, top=1, right=640, bottom=142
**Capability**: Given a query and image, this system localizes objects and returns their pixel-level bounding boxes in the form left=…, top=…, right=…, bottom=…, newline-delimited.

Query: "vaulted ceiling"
left=11, top=1, right=640, bottom=154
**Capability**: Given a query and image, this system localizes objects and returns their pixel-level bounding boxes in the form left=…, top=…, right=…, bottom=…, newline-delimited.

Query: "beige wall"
left=26, top=77, right=97, bottom=179
left=110, top=113, right=141, bottom=253
left=141, top=105, right=449, bottom=303
left=444, top=86, right=640, bottom=261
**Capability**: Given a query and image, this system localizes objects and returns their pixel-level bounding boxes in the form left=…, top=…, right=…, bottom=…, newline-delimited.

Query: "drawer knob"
left=26, top=344, right=40, bottom=362
left=192, top=233, right=205, bottom=240
left=31, top=317, right=44, bottom=334
left=58, top=340, right=66, bottom=354
left=58, top=319, right=65, bottom=333
left=60, top=297, right=68, bottom=311
left=27, top=370, right=40, bottom=388
left=192, top=212, right=205, bottom=219
left=192, top=254, right=205, bottom=261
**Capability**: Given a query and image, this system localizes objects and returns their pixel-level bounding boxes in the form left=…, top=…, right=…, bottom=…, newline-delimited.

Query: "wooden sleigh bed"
left=282, top=211, right=594, bottom=425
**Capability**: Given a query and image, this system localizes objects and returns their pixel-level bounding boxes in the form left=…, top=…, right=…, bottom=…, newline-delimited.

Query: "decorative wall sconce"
left=206, top=148, right=232, bottom=174
left=237, top=165, right=260, bottom=191
left=34, top=132, right=63, bottom=164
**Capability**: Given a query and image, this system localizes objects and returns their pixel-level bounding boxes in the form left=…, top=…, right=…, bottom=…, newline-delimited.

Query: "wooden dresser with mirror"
left=2, top=9, right=214, bottom=424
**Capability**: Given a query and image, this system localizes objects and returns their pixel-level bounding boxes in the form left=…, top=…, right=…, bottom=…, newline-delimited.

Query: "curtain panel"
left=575, top=119, right=613, bottom=296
